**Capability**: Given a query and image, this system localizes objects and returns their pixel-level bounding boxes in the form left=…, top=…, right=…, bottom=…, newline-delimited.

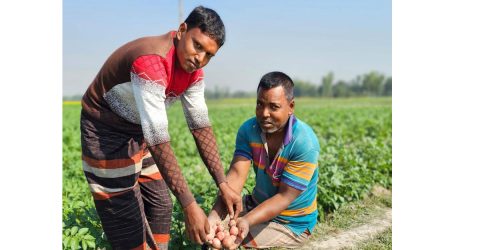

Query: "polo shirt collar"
left=283, top=114, right=296, bottom=146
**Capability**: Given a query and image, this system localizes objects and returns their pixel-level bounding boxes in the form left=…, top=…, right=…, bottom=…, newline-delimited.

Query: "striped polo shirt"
left=234, top=115, right=320, bottom=235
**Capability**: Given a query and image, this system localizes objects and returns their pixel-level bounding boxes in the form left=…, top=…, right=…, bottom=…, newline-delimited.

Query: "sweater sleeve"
left=180, top=77, right=211, bottom=130
left=130, top=55, right=170, bottom=146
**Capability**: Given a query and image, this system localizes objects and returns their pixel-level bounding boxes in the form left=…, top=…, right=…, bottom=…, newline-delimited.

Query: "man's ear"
left=289, top=99, right=295, bottom=115
left=177, top=22, right=188, bottom=39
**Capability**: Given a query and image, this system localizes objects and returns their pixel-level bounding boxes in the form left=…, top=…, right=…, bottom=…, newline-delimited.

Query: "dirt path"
left=299, top=208, right=392, bottom=250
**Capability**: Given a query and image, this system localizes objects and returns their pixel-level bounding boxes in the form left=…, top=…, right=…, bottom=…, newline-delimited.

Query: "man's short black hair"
left=185, top=6, right=226, bottom=47
left=257, top=71, right=295, bottom=101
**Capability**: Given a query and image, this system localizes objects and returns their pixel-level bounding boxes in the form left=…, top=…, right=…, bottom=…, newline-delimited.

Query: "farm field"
left=63, top=97, right=392, bottom=250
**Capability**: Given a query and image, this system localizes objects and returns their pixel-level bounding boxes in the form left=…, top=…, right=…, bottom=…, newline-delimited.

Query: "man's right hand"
left=183, top=202, right=210, bottom=244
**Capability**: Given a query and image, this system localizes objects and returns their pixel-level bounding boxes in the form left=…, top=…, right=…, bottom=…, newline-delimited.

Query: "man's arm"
left=208, top=155, right=251, bottom=221
left=181, top=81, right=242, bottom=219
left=130, top=55, right=209, bottom=244
left=231, top=182, right=302, bottom=245
left=241, top=182, right=301, bottom=226
left=148, top=143, right=209, bottom=244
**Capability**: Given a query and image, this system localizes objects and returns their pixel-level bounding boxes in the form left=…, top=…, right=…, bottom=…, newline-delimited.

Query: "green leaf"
left=83, top=235, right=95, bottom=241
left=70, top=226, right=79, bottom=236
left=86, top=240, right=95, bottom=249
left=81, top=239, right=87, bottom=250
left=70, top=237, right=78, bottom=250
left=75, top=201, right=85, bottom=207
left=63, top=237, right=71, bottom=248
left=77, top=228, right=89, bottom=236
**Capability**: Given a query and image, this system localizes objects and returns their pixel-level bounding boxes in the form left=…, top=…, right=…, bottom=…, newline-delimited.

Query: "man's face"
left=256, top=86, right=294, bottom=134
left=175, top=23, right=219, bottom=73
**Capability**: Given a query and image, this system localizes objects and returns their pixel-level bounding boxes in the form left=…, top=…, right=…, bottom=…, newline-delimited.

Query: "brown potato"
left=229, top=226, right=238, bottom=236
left=212, top=238, right=222, bottom=249
left=216, top=231, right=225, bottom=241
left=222, top=235, right=235, bottom=248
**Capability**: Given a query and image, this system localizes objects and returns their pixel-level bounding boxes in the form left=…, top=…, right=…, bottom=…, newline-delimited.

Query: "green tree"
left=294, top=79, right=318, bottom=97
left=333, top=80, right=351, bottom=97
left=362, top=71, right=385, bottom=96
left=383, top=77, right=392, bottom=96
left=319, top=72, right=334, bottom=97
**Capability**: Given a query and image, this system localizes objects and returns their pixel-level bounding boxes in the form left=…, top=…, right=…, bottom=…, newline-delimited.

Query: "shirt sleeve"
left=281, top=148, right=319, bottom=191
left=130, top=55, right=170, bottom=146
left=233, top=121, right=253, bottom=161
left=180, top=78, right=211, bottom=130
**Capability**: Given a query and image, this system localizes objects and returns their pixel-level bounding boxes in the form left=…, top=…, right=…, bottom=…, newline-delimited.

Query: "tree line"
left=63, top=71, right=391, bottom=100
left=205, top=71, right=391, bottom=99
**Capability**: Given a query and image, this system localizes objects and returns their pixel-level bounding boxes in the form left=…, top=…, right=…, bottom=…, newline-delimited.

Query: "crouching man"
left=207, top=71, right=320, bottom=249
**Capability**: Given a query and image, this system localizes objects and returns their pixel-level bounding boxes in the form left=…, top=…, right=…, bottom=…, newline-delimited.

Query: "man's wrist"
left=243, top=213, right=254, bottom=227
left=178, top=191, right=196, bottom=208
left=218, top=181, right=228, bottom=192
left=215, top=175, right=227, bottom=188
left=182, top=199, right=197, bottom=212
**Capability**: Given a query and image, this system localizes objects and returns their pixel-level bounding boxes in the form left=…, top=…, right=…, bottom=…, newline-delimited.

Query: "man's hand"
left=231, top=217, right=250, bottom=249
left=206, top=210, right=222, bottom=245
left=183, top=202, right=210, bottom=244
left=218, top=182, right=243, bottom=220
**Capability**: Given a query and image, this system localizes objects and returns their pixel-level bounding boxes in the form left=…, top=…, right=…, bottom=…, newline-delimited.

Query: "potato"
left=229, top=219, right=236, bottom=227
left=222, top=235, right=235, bottom=248
left=229, top=226, right=238, bottom=236
left=206, top=233, right=214, bottom=242
left=216, top=231, right=225, bottom=241
left=212, top=238, right=222, bottom=249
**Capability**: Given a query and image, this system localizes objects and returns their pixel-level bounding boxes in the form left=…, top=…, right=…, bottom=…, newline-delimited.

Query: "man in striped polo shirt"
left=207, top=71, right=320, bottom=248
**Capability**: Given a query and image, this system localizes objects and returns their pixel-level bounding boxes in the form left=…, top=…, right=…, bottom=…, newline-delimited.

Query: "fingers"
left=234, top=235, right=243, bottom=245
left=194, top=232, right=203, bottom=245
left=238, top=226, right=248, bottom=240
left=227, top=203, right=235, bottom=219
left=188, top=225, right=208, bottom=244
left=204, top=219, right=211, bottom=235
left=233, top=201, right=242, bottom=220
left=199, top=227, right=207, bottom=244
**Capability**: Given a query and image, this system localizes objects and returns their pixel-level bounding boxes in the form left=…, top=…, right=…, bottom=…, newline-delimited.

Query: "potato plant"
left=63, top=98, right=391, bottom=249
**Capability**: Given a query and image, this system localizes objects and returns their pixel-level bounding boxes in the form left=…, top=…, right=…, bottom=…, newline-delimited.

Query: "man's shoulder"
left=236, top=117, right=259, bottom=136
left=123, top=31, right=174, bottom=60
left=239, top=117, right=257, bottom=131
left=291, top=118, right=320, bottom=152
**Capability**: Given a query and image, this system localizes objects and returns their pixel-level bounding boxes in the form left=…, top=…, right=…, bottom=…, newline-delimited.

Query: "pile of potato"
left=206, top=219, right=241, bottom=249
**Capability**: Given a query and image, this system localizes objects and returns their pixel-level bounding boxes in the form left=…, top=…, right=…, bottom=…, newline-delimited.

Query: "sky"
left=63, top=0, right=391, bottom=96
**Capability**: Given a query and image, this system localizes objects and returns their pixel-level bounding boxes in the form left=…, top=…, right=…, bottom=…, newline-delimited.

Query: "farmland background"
left=63, top=97, right=392, bottom=249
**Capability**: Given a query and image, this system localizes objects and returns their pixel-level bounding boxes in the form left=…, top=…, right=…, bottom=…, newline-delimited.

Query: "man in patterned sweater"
left=207, top=72, right=320, bottom=249
left=80, top=6, right=241, bottom=250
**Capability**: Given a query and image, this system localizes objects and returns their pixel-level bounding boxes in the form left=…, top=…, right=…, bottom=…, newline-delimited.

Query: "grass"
left=313, top=186, right=391, bottom=241
left=269, top=186, right=392, bottom=250
left=344, top=227, right=392, bottom=250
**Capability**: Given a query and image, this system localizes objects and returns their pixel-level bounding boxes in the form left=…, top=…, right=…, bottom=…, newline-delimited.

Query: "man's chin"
left=260, top=126, right=279, bottom=134
left=185, top=67, right=196, bottom=73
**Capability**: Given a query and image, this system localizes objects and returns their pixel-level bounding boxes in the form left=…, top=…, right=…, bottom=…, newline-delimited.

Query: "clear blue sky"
left=63, top=0, right=391, bottom=96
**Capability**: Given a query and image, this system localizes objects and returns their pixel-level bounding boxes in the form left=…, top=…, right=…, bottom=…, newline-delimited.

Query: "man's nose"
left=261, top=107, right=270, bottom=117
left=195, top=52, right=206, bottom=65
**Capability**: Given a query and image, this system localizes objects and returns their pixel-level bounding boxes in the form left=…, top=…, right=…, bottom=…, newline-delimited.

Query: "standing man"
left=207, top=72, right=320, bottom=249
left=80, top=6, right=241, bottom=250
